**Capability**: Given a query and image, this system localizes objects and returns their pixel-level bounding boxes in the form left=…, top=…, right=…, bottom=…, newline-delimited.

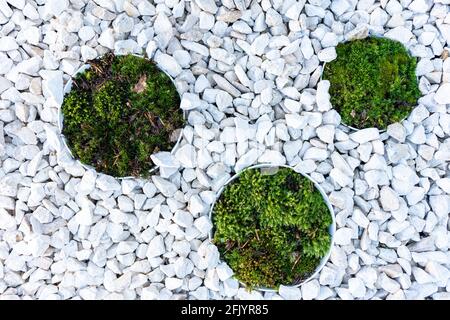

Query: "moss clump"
left=322, top=37, right=420, bottom=130
left=212, top=167, right=333, bottom=289
left=61, top=53, right=183, bottom=177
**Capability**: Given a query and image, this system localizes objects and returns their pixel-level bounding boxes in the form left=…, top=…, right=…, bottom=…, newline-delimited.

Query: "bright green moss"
left=61, top=53, right=184, bottom=177
left=322, top=37, right=420, bottom=130
left=212, top=167, right=333, bottom=289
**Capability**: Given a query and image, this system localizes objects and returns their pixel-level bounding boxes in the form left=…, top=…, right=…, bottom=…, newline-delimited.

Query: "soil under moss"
left=322, top=37, right=421, bottom=130
left=61, top=53, right=184, bottom=177
left=212, top=167, right=333, bottom=289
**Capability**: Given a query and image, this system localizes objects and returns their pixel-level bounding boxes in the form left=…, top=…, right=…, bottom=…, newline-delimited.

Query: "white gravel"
left=0, top=0, right=449, bottom=300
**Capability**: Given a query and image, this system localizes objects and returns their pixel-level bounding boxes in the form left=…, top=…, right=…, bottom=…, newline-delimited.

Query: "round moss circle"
left=322, top=37, right=421, bottom=130
left=61, top=53, right=184, bottom=177
left=211, top=166, right=333, bottom=289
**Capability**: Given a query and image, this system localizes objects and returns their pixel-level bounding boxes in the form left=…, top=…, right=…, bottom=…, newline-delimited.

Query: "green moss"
left=212, top=167, right=333, bottom=289
left=61, top=53, right=184, bottom=177
left=322, top=37, right=421, bottom=130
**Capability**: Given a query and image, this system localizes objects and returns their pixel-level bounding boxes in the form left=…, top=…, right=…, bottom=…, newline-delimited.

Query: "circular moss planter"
left=322, top=36, right=421, bottom=131
left=58, top=53, right=184, bottom=178
left=209, top=164, right=336, bottom=291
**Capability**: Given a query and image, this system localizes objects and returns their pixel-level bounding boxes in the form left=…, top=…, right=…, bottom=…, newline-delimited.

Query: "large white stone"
left=194, top=0, right=217, bottom=14
left=301, top=37, right=314, bottom=59
left=348, top=277, right=366, bottom=298
left=152, top=176, right=178, bottom=197
left=44, top=0, right=69, bottom=17
left=303, top=147, right=328, bottom=161
left=284, top=99, right=301, bottom=113
left=384, top=26, right=414, bottom=44
left=0, top=208, right=15, bottom=230
left=154, top=12, right=173, bottom=48
left=16, top=57, right=42, bottom=75
left=112, top=13, right=134, bottom=33
left=436, top=178, right=450, bottom=193
left=425, top=262, right=450, bottom=284
left=387, top=123, right=406, bottom=142
left=301, top=280, right=320, bottom=300
left=81, top=46, right=98, bottom=61
left=147, top=235, right=165, bottom=258
left=330, top=0, right=351, bottom=16
left=173, top=210, right=193, bottom=228
left=175, top=144, right=197, bottom=168
left=28, top=184, right=45, bottom=207
left=316, top=125, right=335, bottom=144
left=16, top=127, right=37, bottom=145
left=429, top=195, right=450, bottom=219
left=220, top=127, right=237, bottom=144
left=283, top=140, right=302, bottom=161
left=216, top=263, right=234, bottom=281
left=189, top=194, right=207, bottom=215
left=79, top=26, right=95, bottom=42
left=74, top=206, right=93, bottom=226
left=22, top=3, right=39, bottom=19
left=279, top=285, right=302, bottom=300
left=316, top=81, right=333, bottom=112
left=392, top=164, right=419, bottom=195
left=216, top=90, right=233, bottom=110
left=28, top=234, right=50, bottom=257
left=408, top=125, right=426, bottom=144
left=194, top=216, right=212, bottom=235
left=40, top=70, right=63, bottom=106
left=0, top=55, right=13, bottom=75
left=379, top=273, right=400, bottom=294
left=78, top=170, right=96, bottom=195
left=330, top=168, right=352, bottom=187
left=286, top=113, right=308, bottom=129
left=349, top=128, right=380, bottom=144
left=174, top=257, right=193, bottom=278
left=409, top=0, right=429, bottom=13
left=434, top=83, right=450, bottom=105
left=334, top=228, right=353, bottom=245
left=154, top=53, right=182, bottom=78
left=146, top=204, right=160, bottom=227
left=180, top=93, right=204, bottom=110
left=285, top=1, right=304, bottom=20
left=319, top=266, right=340, bottom=286
left=213, top=74, right=240, bottom=97
left=0, top=36, right=19, bottom=51
left=98, top=29, right=115, bottom=49
left=96, top=174, right=121, bottom=192
left=6, top=0, right=25, bottom=9
left=250, top=33, right=270, bottom=56
left=318, top=47, right=337, bottom=62
left=380, top=186, right=400, bottom=212
left=210, top=48, right=236, bottom=65
left=258, top=150, right=286, bottom=165
left=151, top=152, right=180, bottom=169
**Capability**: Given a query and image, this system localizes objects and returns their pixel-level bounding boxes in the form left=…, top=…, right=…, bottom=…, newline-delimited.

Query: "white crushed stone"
left=0, top=0, right=448, bottom=301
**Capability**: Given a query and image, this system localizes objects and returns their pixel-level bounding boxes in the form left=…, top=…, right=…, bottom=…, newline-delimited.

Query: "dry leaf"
left=133, top=74, right=147, bottom=93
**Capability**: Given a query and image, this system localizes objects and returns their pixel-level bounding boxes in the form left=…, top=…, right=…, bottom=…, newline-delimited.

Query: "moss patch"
left=61, top=53, right=184, bottom=177
left=212, top=167, right=333, bottom=289
left=322, top=37, right=420, bottom=130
